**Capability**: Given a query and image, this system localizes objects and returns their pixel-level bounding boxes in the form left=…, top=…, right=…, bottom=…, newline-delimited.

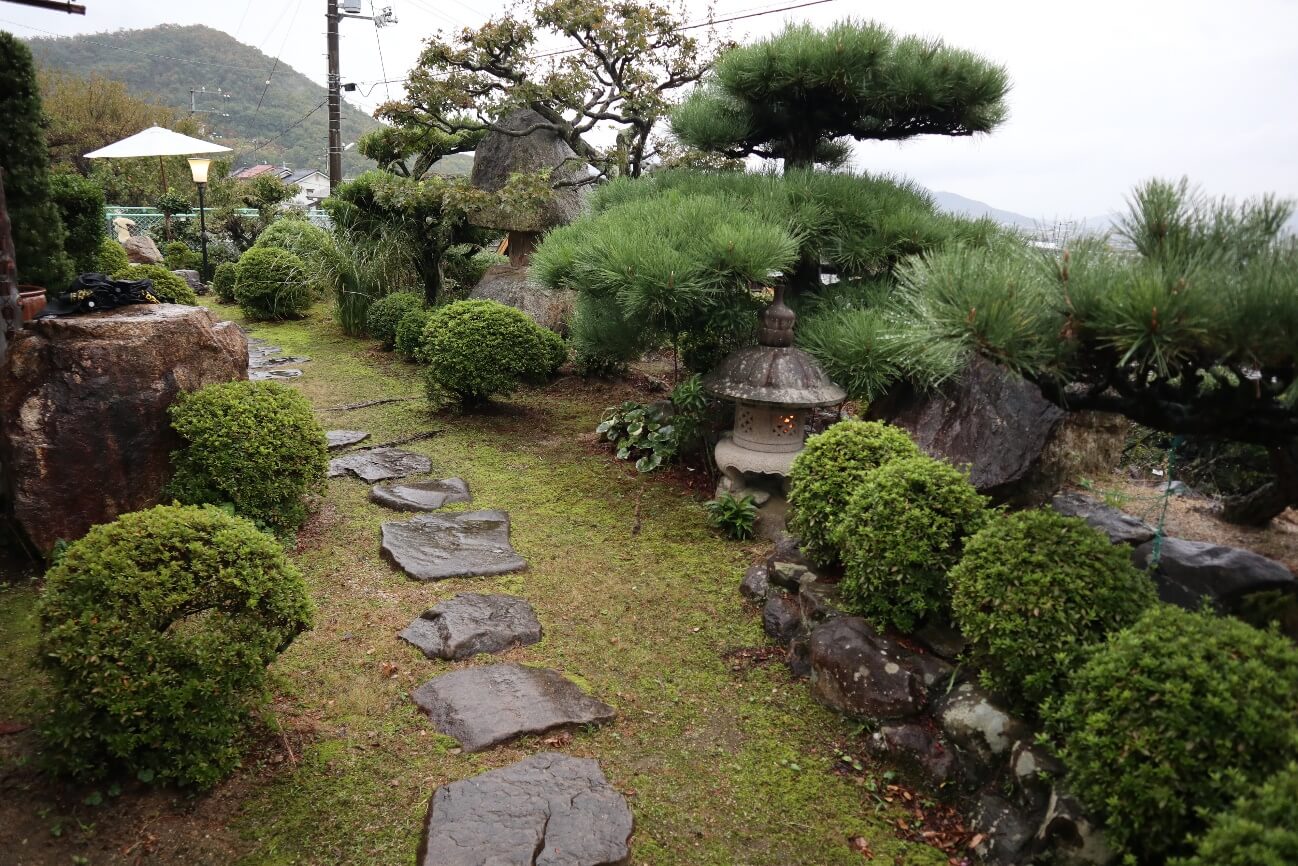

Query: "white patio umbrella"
left=85, top=126, right=231, bottom=239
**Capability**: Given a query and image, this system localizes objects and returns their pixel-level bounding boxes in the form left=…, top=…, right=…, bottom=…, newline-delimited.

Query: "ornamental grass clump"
left=1045, top=604, right=1298, bottom=863
left=37, top=504, right=314, bottom=788
left=366, top=291, right=423, bottom=349
left=1172, top=763, right=1298, bottom=866
left=837, top=455, right=989, bottom=631
left=786, top=420, right=920, bottom=566
left=166, top=380, right=328, bottom=535
left=112, top=263, right=198, bottom=305
left=234, top=246, right=311, bottom=320
left=211, top=261, right=237, bottom=303
left=949, top=509, right=1157, bottom=711
left=419, top=299, right=558, bottom=406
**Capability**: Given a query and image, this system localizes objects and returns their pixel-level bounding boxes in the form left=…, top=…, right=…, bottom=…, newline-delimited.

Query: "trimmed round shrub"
left=1046, top=604, right=1298, bottom=863
left=212, top=261, right=237, bottom=303
left=837, top=455, right=990, bottom=631
left=419, top=299, right=558, bottom=405
left=787, top=420, right=921, bottom=566
left=366, top=291, right=423, bottom=349
left=163, top=240, right=199, bottom=271
left=37, top=504, right=314, bottom=787
left=166, top=380, right=328, bottom=535
left=949, top=509, right=1157, bottom=711
left=234, top=246, right=311, bottom=320
left=252, top=217, right=343, bottom=298
left=95, top=236, right=130, bottom=274
left=394, top=307, right=433, bottom=361
left=112, top=263, right=198, bottom=305
left=1173, top=763, right=1298, bottom=866
left=540, top=327, right=567, bottom=373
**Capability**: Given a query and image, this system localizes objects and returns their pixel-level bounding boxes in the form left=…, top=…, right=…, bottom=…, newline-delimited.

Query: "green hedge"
left=1046, top=604, right=1298, bottom=862
left=49, top=172, right=106, bottom=274
left=419, top=299, right=558, bottom=405
left=366, top=291, right=423, bottom=349
left=252, top=216, right=344, bottom=298
left=37, top=504, right=313, bottom=787
left=212, top=261, right=237, bottom=303
left=95, top=237, right=130, bottom=274
left=1173, top=763, right=1298, bottom=866
left=166, top=380, right=328, bottom=535
left=394, top=307, right=433, bottom=361
left=112, top=263, right=198, bottom=305
left=163, top=240, right=199, bottom=271
left=234, top=246, right=311, bottom=320
left=837, top=455, right=989, bottom=631
left=949, top=509, right=1157, bottom=711
left=787, top=420, right=920, bottom=566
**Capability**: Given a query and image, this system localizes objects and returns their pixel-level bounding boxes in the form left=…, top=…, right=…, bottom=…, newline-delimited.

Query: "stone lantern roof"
left=469, top=108, right=586, bottom=232
left=701, top=286, right=846, bottom=408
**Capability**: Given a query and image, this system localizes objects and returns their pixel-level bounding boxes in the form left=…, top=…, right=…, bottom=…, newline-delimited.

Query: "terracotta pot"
left=18, top=285, right=47, bottom=322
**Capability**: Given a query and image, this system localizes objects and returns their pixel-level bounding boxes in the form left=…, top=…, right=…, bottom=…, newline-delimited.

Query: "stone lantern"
left=702, top=286, right=845, bottom=503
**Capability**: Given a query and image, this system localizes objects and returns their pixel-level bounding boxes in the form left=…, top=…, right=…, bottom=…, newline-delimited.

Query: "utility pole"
left=326, top=0, right=343, bottom=193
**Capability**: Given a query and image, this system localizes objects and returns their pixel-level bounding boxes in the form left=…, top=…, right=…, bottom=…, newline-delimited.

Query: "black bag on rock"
left=39, top=273, right=160, bottom=317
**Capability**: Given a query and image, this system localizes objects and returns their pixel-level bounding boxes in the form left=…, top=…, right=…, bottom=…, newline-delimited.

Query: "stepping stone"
left=399, top=593, right=541, bottom=660
left=326, top=429, right=371, bottom=451
left=250, top=368, right=302, bottom=381
left=419, top=752, right=633, bottom=866
left=329, top=446, right=432, bottom=482
left=381, top=509, right=525, bottom=581
left=411, top=663, right=615, bottom=752
left=370, top=477, right=471, bottom=511
left=250, top=354, right=310, bottom=368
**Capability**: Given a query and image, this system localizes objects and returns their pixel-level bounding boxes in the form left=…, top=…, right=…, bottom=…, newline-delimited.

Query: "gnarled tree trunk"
left=1219, top=440, right=1298, bottom=526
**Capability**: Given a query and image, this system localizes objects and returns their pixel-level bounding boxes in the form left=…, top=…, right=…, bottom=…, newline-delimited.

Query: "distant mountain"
left=25, top=24, right=379, bottom=176
left=930, top=190, right=1039, bottom=229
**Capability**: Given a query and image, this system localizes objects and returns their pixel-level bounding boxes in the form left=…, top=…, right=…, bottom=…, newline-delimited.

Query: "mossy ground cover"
left=0, top=300, right=949, bottom=866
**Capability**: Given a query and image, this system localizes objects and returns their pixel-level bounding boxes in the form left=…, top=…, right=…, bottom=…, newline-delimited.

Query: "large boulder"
left=1051, top=492, right=1155, bottom=545
left=808, top=617, right=929, bottom=720
left=869, top=357, right=1125, bottom=505
left=469, top=109, right=585, bottom=232
left=172, top=269, right=205, bottom=296
left=0, top=304, right=246, bottom=555
left=122, top=234, right=163, bottom=264
left=1132, top=536, right=1296, bottom=611
left=469, top=263, right=575, bottom=331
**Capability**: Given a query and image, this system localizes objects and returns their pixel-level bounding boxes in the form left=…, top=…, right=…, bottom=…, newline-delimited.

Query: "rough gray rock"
left=972, top=794, right=1038, bottom=866
left=808, top=617, right=928, bottom=721
left=739, top=563, right=769, bottom=602
left=418, top=752, right=633, bottom=866
left=787, top=635, right=812, bottom=678
left=1033, top=787, right=1115, bottom=866
left=249, top=353, right=310, bottom=369
left=767, top=560, right=809, bottom=591
left=325, top=429, right=370, bottom=451
left=469, top=109, right=586, bottom=232
left=0, top=305, right=246, bottom=555
left=411, top=663, right=615, bottom=752
left=370, top=478, right=471, bottom=511
left=328, top=446, right=432, bottom=482
left=913, top=621, right=967, bottom=662
left=249, top=368, right=302, bottom=381
left=762, top=593, right=804, bottom=645
left=470, top=264, right=575, bottom=331
left=1133, top=536, right=1296, bottom=610
left=865, top=723, right=960, bottom=787
left=1010, top=739, right=1064, bottom=811
left=937, top=682, right=1031, bottom=770
left=172, top=269, right=205, bottom=295
left=123, top=234, right=163, bottom=264
left=1051, top=492, right=1156, bottom=545
left=382, top=509, right=526, bottom=581
left=399, top=593, right=541, bottom=660
left=797, top=576, right=842, bottom=627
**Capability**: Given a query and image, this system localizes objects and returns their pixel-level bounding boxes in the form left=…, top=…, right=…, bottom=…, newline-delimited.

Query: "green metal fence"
left=104, top=206, right=331, bottom=238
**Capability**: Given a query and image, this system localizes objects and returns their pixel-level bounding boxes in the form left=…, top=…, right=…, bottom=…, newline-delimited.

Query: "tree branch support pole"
left=0, top=168, right=21, bottom=364
left=327, top=0, right=343, bottom=193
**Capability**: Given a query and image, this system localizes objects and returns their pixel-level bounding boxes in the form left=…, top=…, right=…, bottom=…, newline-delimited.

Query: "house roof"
left=284, top=169, right=328, bottom=185
left=232, top=164, right=278, bottom=180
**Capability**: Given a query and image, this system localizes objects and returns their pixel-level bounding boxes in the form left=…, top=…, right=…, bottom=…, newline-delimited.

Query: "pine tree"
left=671, top=20, right=1010, bottom=172
left=0, top=32, right=72, bottom=290
left=894, top=178, right=1298, bottom=524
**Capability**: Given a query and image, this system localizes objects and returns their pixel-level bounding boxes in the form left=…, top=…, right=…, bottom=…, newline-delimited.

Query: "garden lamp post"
left=187, top=157, right=211, bottom=282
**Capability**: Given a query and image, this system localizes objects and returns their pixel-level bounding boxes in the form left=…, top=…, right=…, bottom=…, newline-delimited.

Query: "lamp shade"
left=188, top=157, right=211, bottom=184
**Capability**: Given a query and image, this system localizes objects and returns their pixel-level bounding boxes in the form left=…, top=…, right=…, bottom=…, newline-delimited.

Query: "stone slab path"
left=329, top=447, right=432, bottom=482
left=400, top=593, right=541, bottom=660
left=247, top=337, right=309, bottom=381
left=418, top=752, right=633, bottom=866
left=371, top=477, right=471, bottom=511
left=381, top=509, right=526, bottom=580
left=326, top=429, right=371, bottom=451
left=411, top=663, right=615, bottom=752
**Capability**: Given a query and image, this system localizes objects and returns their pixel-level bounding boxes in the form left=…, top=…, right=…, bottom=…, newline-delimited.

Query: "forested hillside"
left=25, top=24, right=379, bottom=175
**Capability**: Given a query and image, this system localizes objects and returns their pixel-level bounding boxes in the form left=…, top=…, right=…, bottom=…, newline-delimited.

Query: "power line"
left=254, top=0, right=305, bottom=118
left=246, top=97, right=328, bottom=156
left=370, top=0, right=391, bottom=103
left=0, top=16, right=266, bottom=71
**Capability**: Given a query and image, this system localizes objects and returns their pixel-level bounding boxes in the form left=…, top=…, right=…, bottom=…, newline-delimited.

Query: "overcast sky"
left=3, top=0, right=1297, bottom=219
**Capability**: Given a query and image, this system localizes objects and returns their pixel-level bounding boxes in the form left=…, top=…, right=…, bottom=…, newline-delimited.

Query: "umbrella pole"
left=159, top=156, right=172, bottom=241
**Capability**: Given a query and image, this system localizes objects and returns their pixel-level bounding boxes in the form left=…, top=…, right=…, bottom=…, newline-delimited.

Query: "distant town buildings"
left=232, top=164, right=330, bottom=208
